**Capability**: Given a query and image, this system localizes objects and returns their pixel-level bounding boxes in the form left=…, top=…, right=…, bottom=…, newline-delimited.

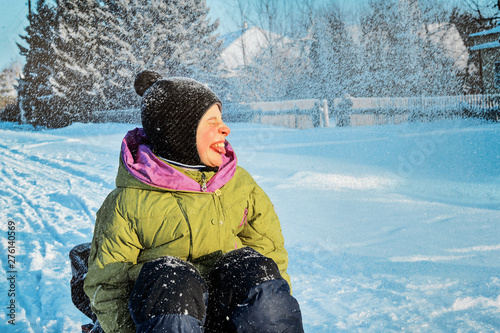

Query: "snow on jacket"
left=84, top=128, right=290, bottom=333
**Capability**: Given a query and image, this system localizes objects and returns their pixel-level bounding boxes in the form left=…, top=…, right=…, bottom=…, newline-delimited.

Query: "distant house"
left=470, top=26, right=500, bottom=94
left=219, top=25, right=291, bottom=77
left=424, top=23, right=468, bottom=71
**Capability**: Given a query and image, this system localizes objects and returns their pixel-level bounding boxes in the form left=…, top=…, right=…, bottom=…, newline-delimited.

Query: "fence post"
left=322, top=99, right=329, bottom=127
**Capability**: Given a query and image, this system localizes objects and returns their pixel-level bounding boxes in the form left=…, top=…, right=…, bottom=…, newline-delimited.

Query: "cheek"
left=197, top=129, right=212, bottom=152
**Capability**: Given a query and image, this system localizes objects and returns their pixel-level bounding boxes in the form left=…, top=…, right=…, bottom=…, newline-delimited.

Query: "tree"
left=357, top=0, right=463, bottom=97
left=97, top=0, right=139, bottom=110
left=309, top=4, right=360, bottom=100
left=359, top=0, right=403, bottom=96
left=124, top=0, right=222, bottom=81
left=450, top=7, right=494, bottom=94
left=0, top=61, right=22, bottom=101
left=17, top=0, right=61, bottom=127
left=16, top=0, right=222, bottom=127
left=51, top=0, right=127, bottom=122
left=54, top=0, right=222, bottom=113
left=0, top=61, right=23, bottom=122
left=463, top=0, right=500, bottom=23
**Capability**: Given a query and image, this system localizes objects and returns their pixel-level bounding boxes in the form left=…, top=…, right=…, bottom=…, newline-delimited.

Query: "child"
left=83, top=71, right=304, bottom=332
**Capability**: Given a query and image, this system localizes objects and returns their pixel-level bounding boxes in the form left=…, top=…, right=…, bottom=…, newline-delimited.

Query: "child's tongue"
left=210, top=143, right=226, bottom=154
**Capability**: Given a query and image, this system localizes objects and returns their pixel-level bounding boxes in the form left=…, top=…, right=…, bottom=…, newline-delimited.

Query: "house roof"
left=218, top=26, right=292, bottom=75
left=220, top=29, right=248, bottom=49
left=424, top=23, right=468, bottom=70
left=469, top=26, right=500, bottom=38
left=470, top=40, right=500, bottom=51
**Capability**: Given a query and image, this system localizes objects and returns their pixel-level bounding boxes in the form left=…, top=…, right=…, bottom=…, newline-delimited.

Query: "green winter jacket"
left=84, top=128, right=290, bottom=333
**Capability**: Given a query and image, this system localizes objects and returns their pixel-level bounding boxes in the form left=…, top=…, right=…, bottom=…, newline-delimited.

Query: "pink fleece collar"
left=121, top=128, right=237, bottom=192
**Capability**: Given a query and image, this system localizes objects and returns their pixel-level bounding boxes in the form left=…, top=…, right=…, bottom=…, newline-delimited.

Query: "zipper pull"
left=201, top=173, right=207, bottom=192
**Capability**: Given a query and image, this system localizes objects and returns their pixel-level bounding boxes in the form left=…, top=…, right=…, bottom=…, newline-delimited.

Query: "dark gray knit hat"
left=134, top=70, right=221, bottom=166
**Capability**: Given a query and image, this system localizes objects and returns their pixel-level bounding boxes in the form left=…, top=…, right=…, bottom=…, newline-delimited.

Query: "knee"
left=129, top=256, right=207, bottom=328
left=207, top=248, right=303, bottom=332
left=232, top=279, right=304, bottom=333
left=209, top=247, right=283, bottom=308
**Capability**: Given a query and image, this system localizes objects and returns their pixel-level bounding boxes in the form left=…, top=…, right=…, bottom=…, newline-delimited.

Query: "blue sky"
left=0, top=1, right=29, bottom=70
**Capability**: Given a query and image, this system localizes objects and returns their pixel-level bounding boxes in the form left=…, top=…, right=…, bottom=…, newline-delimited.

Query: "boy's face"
left=196, top=104, right=231, bottom=167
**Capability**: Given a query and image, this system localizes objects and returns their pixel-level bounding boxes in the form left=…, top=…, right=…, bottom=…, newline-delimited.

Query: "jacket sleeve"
left=84, top=193, right=142, bottom=333
left=237, top=184, right=292, bottom=290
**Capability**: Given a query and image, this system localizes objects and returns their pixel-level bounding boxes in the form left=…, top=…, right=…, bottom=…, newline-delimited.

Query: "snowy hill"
left=0, top=118, right=499, bottom=332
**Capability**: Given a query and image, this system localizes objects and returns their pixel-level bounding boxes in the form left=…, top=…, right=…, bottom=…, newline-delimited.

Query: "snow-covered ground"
left=0, top=118, right=499, bottom=332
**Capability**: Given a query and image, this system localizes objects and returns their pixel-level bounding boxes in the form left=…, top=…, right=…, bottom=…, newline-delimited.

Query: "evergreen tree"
left=17, top=0, right=60, bottom=127
left=51, top=0, right=119, bottom=122
left=49, top=0, right=222, bottom=123
left=17, top=0, right=225, bottom=127
left=127, top=0, right=221, bottom=80
left=98, top=0, right=139, bottom=110
left=309, top=5, right=359, bottom=100
left=359, top=0, right=400, bottom=97
left=358, top=0, right=462, bottom=97
left=394, top=0, right=426, bottom=96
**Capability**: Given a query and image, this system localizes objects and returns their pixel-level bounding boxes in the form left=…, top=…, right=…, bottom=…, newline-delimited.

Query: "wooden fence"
left=333, top=94, right=500, bottom=127
left=223, top=99, right=329, bottom=129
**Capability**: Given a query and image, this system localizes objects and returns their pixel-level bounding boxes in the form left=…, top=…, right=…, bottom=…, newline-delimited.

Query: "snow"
left=0, top=118, right=499, bottom=332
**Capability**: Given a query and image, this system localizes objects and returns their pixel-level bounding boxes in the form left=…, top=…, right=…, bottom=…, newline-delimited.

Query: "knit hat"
left=134, top=70, right=222, bottom=167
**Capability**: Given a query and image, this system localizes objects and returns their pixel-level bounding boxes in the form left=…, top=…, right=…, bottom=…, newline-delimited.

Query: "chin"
left=210, top=161, right=222, bottom=168
left=205, top=155, right=223, bottom=168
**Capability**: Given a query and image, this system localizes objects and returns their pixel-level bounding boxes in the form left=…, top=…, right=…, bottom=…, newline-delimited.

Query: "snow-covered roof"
left=469, top=26, right=500, bottom=38
left=424, top=23, right=468, bottom=70
left=219, top=26, right=292, bottom=76
left=220, top=29, right=246, bottom=49
left=470, top=40, right=500, bottom=51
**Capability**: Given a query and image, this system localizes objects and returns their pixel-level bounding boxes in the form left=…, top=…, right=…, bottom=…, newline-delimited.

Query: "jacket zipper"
left=201, top=173, right=207, bottom=192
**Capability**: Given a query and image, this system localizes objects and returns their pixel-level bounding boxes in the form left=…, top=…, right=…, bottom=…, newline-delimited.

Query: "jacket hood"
left=120, top=127, right=237, bottom=192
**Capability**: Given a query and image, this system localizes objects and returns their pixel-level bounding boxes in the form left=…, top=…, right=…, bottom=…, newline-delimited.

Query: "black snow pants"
left=128, top=247, right=304, bottom=333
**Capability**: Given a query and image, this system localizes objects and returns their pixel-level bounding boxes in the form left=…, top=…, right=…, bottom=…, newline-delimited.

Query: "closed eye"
left=206, top=117, right=222, bottom=126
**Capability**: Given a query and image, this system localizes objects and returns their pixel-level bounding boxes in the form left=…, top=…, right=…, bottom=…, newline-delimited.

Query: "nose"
left=219, top=122, right=230, bottom=137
